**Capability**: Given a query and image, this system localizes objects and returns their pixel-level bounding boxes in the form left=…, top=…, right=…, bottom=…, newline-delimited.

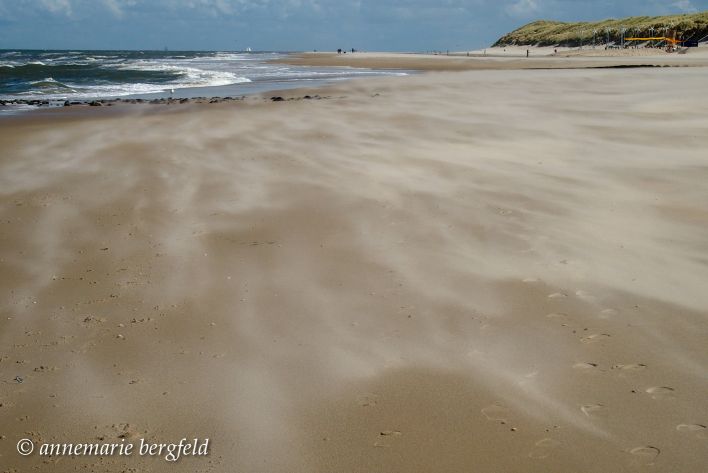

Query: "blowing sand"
left=1, top=64, right=708, bottom=472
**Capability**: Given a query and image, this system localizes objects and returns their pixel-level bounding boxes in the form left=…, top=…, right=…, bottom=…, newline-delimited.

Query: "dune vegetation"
left=493, top=11, right=708, bottom=47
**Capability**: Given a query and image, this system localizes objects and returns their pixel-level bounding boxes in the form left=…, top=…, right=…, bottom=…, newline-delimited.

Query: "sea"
left=0, top=50, right=408, bottom=112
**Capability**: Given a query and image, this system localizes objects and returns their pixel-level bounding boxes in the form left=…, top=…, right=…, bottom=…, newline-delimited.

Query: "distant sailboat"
left=246, top=47, right=252, bottom=52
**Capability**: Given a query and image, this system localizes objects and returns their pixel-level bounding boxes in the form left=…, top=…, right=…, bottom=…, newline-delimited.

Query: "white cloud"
left=183, top=0, right=234, bottom=15
left=39, top=0, right=73, bottom=16
left=20, top=0, right=142, bottom=19
left=671, top=0, right=697, bottom=12
left=101, top=0, right=138, bottom=18
left=505, top=0, right=539, bottom=18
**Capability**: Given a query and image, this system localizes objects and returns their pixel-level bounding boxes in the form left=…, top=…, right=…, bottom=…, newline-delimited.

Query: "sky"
left=0, top=0, right=705, bottom=51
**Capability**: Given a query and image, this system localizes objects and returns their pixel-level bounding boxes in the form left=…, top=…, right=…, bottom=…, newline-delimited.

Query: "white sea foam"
left=110, top=62, right=251, bottom=88
left=31, top=77, right=61, bottom=84
left=0, top=103, right=39, bottom=116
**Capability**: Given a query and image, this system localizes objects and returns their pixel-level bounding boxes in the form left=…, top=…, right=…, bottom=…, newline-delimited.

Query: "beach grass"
left=493, top=11, right=708, bottom=46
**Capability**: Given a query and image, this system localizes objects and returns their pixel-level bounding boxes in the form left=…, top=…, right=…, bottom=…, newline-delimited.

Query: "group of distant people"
left=337, top=48, right=356, bottom=54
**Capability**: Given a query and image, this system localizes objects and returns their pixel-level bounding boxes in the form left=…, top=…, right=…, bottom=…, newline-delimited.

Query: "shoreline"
left=0, top=51, right=411, bottom=117
left=4, top=46, right=708, bottom=119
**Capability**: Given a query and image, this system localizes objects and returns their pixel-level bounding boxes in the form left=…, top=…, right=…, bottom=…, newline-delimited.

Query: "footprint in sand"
left=518, top=371, right=539, bottom=387
left=529, top=438, right=561, bottom=459
left=580, top=404, right=605, bottom=417
left=676, top=424, right=706, bottom=431
left=628, top=446, right=660, bottom=466
left=611, top=363, right=647, bottom=374
left=575, top=290, right=596, bottom=302
left=580, top=333, right=611, bottom=344
left=482, top=404, right=510, bottom=423
left=356, top=393, right=379, bottom=407
left=676, top=424, right=707, bottom=438
left=646, top=386, right=675, bottom=400
left=573, top=362, right=599, bottom=371
left=373, top=430, right=402, bottom=448
left=99, top=422, right=146, bottom=442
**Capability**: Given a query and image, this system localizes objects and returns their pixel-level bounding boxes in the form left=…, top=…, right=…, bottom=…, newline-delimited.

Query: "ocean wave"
left=30, top=77, right=75, bottom=90
left=31, top=77, right=60, bottom=83
left=196, top=53, right=252, bottom=62
left=1, top=62, right=183, bottom=84
left=7, top=74, right=250, bottom=100
left=109, top=62, right=252, bottom=88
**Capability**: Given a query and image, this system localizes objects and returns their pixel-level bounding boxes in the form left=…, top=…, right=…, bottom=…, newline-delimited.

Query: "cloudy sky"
left=0, top=0, right=705, bottom=51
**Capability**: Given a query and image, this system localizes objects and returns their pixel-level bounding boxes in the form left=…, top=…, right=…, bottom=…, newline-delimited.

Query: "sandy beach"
left=276, top=46, right=708, bottom=70
left=1, top=55, right=708, bottom=472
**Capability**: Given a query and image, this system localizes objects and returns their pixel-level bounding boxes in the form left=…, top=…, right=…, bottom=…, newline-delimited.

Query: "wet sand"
left=1, top=64, right=708, bottom=472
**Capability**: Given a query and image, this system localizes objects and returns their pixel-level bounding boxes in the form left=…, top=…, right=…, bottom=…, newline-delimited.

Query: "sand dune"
left=1, top=65, right=708, bottom=472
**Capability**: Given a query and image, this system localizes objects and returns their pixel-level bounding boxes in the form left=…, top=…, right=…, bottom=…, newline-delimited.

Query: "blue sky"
left=0, top=0, right=705, bottom=51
